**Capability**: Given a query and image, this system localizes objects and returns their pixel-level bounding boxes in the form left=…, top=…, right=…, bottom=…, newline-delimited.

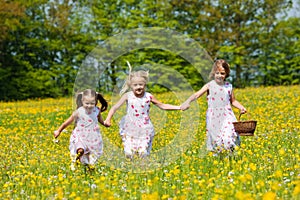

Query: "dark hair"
left=76, top=89, right=108, bottom=112
left=209, top=59, right=230, bottom=80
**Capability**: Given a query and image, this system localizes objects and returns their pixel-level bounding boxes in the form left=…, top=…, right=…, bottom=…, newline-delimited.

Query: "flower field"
left=0, top=85, right=299, bottom=200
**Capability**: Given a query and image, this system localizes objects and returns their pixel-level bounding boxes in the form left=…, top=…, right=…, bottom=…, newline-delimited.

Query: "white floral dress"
left=69, top=106, right=103, bottom=165
left=119, top=91, right=155, bottom=156
left=206, top=80, right=240, bottom=151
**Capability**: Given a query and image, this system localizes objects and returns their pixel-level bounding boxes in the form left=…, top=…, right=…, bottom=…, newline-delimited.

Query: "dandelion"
left=69, top=192, right=76, bottom=198
left=274, top=170, right=283, bottom=178
left=293, top=181, right=300, bottom=196
left=235, top=191, right=254, bottom=200
left=0, top=86, right=299, bottom=199
left=262, top=191, right=276, bottom=200
left=279, top=148, right=285, bottom=156
left=249, top=162, right=257, bottom=171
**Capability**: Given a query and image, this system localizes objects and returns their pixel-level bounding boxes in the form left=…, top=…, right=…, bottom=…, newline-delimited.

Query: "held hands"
left=180, top=102, right=190, bottom=111
left=103, top=119, right=111, bottom=127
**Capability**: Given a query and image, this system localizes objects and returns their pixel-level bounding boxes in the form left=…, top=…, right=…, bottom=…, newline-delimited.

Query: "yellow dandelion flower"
left=249, top=163, right=257, bottom=171
left=262, top=191, right=276, bottom=200
left=69, top=192, right=76, bottom=198
left=274, top=170, right=282, bottom=178
left=235, top=191, right=254, bottom=200
left=293, top=181, right=300, bottom=196
left=279, top=148, right=285, bottom=156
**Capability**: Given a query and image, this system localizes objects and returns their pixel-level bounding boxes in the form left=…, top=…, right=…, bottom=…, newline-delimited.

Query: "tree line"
left=0, top=0, right=299, bottom=101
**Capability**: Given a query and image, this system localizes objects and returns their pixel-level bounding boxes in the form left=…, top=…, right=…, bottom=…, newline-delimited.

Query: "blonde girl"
left=104, top=63, right=180, bottom=159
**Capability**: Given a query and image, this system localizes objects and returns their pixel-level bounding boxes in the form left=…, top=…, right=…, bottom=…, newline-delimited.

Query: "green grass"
left=0, top=85, right=299, bottom=200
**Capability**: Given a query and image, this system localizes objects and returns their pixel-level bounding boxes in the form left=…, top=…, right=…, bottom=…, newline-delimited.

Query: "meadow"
left=0, top=85, right=299, bottom=200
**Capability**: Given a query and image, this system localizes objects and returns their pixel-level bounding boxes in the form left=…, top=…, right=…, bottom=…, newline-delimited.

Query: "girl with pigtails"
left=54, top=89, right=108, bottom=170
left=104, top=62, right=181, bottom=159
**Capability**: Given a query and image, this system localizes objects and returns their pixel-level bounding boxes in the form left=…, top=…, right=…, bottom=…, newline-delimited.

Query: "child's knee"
left=77, top=148, right=84, bottom=155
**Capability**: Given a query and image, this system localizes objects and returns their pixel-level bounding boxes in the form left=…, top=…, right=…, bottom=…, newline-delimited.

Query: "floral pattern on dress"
left=69, top=106, right=103, bottom=165
left=119, top=91, right=155, bottom=156
left=206, top=80, right=240, bottom=151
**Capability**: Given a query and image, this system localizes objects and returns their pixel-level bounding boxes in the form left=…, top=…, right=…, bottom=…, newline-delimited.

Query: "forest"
left=0, top=0, right=299, bottom=100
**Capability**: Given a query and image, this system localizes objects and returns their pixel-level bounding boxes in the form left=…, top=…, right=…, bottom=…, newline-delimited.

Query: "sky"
left=288, top=0, right=300, bottom=17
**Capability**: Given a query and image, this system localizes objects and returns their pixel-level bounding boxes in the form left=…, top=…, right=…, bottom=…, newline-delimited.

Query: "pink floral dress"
left=119, top=91, right=155, bottom=156
left=69, top=106, right=103, bottom=165
left=206, top=80, right=240, bottom=152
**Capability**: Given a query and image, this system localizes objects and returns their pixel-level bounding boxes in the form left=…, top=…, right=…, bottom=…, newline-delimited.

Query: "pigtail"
left=96, top=92, right=108, bottom=112
left=75, top=92, right=83, bottom=109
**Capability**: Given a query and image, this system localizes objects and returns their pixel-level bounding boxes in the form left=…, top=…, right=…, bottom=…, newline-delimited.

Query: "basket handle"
left=238, top=113, right=243, bottom=121
left=238, top=112, right=252, bottom=121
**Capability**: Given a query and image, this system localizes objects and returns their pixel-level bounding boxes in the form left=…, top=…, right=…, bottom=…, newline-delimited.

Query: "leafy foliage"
left=0, top=0, right=299, bottom=100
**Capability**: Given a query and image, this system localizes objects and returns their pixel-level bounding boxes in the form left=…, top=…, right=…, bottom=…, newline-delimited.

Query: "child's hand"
left=240, top=107, right=247, bottom=114
left=104, top=120, right=111, bottom=127
left=180, top=103, right=190, bottom=111
left=54, top=130, right=60, bottom=138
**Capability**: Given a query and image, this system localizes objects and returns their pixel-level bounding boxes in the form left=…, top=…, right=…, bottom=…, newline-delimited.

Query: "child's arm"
left=104, top=94, right=128, bottom=127
left=53, top=111, right=77, bottom=138
left=151, top=95, right=181, bottom=110
left=230, top=90, right=247, bottom=113
left=181, top=84, right=208, bottom=110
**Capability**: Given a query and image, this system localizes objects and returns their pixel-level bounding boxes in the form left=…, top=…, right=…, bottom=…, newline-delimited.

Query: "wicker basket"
left=233, top=113, right=257, bottom=136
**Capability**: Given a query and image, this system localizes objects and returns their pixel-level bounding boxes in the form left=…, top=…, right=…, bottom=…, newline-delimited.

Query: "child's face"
left=82, top=96, right=96, bottom=114
left=214, top=66, right=226, bottom=84
left=130, top=77, right=146, bottom=97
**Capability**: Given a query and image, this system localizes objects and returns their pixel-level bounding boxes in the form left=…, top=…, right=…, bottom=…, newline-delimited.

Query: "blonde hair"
left=209, top=59, right=230, bottom=80
left=120, top=61, right=149, bottom=95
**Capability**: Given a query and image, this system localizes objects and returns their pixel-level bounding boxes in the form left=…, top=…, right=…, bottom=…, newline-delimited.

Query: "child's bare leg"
left=139, top=152, right=147, bottom=159
left=70, top=154, right=77, bottom=171
left=125, top=151, right=133, bottom=160
left=125, top=154, right=133, bottom=160
left=76, top=148, right=84, bottom=162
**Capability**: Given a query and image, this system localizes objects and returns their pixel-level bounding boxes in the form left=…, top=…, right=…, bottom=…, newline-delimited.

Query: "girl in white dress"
left=54, top=89, right=108, bottom=169
left=104, top=66, right=180, bottom=159
left=181, top=59, right=247, bottom=152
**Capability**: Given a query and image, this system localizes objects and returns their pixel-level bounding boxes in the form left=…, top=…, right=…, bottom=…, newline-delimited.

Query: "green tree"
left=0, top=1, right=26, bottom=100
left=260, top=17, right=300, bottom=85
left=0, top=0, right=97, bottom=100
left=1, top=0, right=298, bottom=100
left=195, top=0, right=292, bottom=87
left=87, top=0, right=206, bottom=93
